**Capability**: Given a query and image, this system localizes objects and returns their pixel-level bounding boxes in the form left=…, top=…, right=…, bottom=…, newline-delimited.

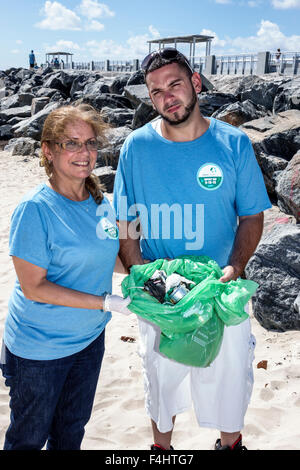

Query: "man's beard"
left=159, top=90, right=198, bottom=126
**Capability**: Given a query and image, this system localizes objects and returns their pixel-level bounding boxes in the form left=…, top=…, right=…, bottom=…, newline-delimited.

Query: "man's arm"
left=118, top=220, right=144, bottom=274
left=220, top=212, right=264, bottom=283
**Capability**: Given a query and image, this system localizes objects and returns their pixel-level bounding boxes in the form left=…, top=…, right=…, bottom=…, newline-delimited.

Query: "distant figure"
left=29, top=50, right=35, bottom=70
left=276, top=48, right=281, bottom=74
left=54, top=57, right=59, bottom=68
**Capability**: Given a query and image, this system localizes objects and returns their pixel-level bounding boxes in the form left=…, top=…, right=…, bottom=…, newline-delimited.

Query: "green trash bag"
left=121, top=255, right=258, bottom=367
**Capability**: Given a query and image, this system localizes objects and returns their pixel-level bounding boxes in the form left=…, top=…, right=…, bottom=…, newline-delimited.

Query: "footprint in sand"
left=259, top=387, right=274, bottom=401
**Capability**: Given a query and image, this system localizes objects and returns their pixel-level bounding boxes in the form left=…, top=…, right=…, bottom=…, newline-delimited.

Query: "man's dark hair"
left=143, top=50, right=193, bottom=80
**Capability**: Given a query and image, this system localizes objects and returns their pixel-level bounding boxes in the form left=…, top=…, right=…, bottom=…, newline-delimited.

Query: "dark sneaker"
left=151, top=444, right=174, bottom=451
left=214, top=434, right=247, bottom=451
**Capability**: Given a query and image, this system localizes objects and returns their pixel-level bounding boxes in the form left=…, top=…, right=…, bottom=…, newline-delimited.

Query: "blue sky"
left=1, top=0, right=300, bottom=70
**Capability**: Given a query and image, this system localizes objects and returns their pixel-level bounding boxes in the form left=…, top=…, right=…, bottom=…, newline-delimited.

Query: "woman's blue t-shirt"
left=5, top=183, right=119, bottom=360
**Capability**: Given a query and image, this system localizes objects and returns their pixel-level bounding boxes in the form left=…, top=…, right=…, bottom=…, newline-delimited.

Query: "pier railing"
left=47, top=51, right=300, bottom=76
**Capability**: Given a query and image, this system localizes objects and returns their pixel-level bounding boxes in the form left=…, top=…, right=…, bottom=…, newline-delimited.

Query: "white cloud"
left=86, top=25, right=161, bottom=59
left=45, top=40, right=82, bottom=52
left=11, top=49, right=20, bottom=54
left=198, top=20, right=300, bottom=55
left=85, top=20, right=105, bottom=31
left=214, top=0, right=232, bottom=4
left=36, top=1, right=82, bottom=30
left=272, top=0, right=300, bottom=8
left=78, top=0, right=115, bottom=19
left=16, top=40, right=23, bottom=45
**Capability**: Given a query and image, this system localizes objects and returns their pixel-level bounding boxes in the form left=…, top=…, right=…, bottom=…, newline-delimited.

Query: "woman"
left=0, top=103, right=131, bottom=450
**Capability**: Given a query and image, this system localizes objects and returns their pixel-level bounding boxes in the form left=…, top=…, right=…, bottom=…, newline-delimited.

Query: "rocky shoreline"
left=0, top=66, right=299, bottom=332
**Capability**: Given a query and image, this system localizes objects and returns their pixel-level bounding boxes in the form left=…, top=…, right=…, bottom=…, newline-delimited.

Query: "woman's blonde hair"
left=40, top=103, right=108, bottom=204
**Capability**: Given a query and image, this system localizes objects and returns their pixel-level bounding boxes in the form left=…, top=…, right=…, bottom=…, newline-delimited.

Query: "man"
left=113, top=49, right=271, bottom=451
left=29, top=50, right=35, bottom=70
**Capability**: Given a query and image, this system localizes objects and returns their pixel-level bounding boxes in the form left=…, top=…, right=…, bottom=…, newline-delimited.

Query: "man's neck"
left=160, top=112, right=210, bottom=143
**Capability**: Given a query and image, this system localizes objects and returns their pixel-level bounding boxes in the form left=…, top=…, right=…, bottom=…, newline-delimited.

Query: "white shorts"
left=137, top=308, right=256, bottom=433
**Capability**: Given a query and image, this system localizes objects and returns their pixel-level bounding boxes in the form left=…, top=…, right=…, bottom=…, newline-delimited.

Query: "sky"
left=0, top=0, right=300, bottom=70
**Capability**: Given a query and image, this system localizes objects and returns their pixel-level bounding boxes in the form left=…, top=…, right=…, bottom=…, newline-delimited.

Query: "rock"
left=275, top=151, right=300, bottom=222
left=12, top=101, right=61, bottom=140
left=100, top=106, right=134, bottom=127
left=93, top=166, right=116, bottom=193
left=0, top=92, right=34, bottom=110
left=245, top=223, right=300, bottom=332
left=198, top=92, right=237, bottom=116
left=99, top=126, right=132, bottom=169
left=4, top=137, right=40, bottom=156
left=239, top=80, right=281, bottom=111
left=35, top=87, right=61, bottom=99
left=0, top=105, right=32, bottom=122
left=294, top=292, right=300, bottom=314
left=126, top=70, right=145, bottom=86
left=82, top=80, right=110, bottom=96
left=69, top=73, right=91, bottom=99
left=212, top=99, right=268, bottom=127
left=124, top=84, right=152, bottom=108
left=241, top=110, right=300, bottom=161
left=256, top=152, right=289, bottom=196
left=109, top=74, right=131, bottom=94
left=79, top=93, right=133, bottom=111
left=132, top=101, right=157, bottom=130
left=31, top=97, right=50, bottom=115
left=7, top=116, right=26, bottom=126
left=42, top=71, right=75, bottom=95
left=273, top=76, right=300, bottom=113
left=0, top=124, right=13, bottom=139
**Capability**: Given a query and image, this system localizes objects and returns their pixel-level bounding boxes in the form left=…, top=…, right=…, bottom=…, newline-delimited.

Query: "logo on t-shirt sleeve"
left=98, top=217, right=119, bottom=239
left=197, top=163, right=223, bottom=191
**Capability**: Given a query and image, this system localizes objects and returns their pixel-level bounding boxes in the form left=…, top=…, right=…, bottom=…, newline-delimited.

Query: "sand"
left=0, top=150, right=300, bottom=451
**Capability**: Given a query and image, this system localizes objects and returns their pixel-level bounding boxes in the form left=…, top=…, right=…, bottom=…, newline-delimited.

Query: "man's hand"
left=219, top=265, right=239, bottom=283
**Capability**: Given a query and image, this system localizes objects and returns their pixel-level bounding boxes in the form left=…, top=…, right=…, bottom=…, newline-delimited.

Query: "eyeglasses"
left=55, top=139, right=99, bottom=152
left=141, top=48, right=194, bottom=74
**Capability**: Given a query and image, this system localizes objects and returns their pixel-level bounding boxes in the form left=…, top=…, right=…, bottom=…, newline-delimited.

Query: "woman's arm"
left=13, top=256, right=104, bottom=310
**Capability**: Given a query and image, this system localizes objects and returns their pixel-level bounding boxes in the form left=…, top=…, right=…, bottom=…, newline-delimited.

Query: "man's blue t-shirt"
left=5, top=183, right=119, bottom=360
left=113, top=118, right=271, bottom=268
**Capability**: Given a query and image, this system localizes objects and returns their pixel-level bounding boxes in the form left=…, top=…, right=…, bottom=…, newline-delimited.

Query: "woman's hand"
left=103, top=295, right=132, bottom=315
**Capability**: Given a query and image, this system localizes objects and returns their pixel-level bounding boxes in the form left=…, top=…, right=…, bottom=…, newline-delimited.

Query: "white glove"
left=104, top=294, right=132, bottom=315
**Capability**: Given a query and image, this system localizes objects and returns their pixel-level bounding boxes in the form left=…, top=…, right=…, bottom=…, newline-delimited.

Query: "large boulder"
left=273, top=76, right=300, bottom=113
left=93, top=166, right=116, bottom=193
left=100, top=106, right=134, bottom=128
left=255, top=151, right=288, bottom=196
left=98, top=126, right=132, bottom=169
left=212, top=99, right=268, bottom=127
left=109, top=74, right=131, bottom=94
left=0, top=105, right=31, bottom=122
left=12, top=101, right=62, bottom=140
left=79, top=93, right=133, bottom=111
left=198, top=92, right=237, bottom=116
left=4, top=137, right=40, bottom=156
left=275, top=150, right=300, bottom=222
left=241, top=109, right=300, bottom=161
left=0, top=92, right=34, bottom=110
left=245, top=223, right=300, bottom=332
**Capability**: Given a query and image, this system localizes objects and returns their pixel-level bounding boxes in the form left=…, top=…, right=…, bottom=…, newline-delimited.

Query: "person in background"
left=276, top=48, right=282, bottom=74
left=29, top=50, right=35, bottom=70
left=113, top=49, right=272, bottom=451
left=0, top=103, right=130, bottom=450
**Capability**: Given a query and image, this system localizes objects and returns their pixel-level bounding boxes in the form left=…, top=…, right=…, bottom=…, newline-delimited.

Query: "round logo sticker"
left=99, top=217, right=119, bottom=239
left=197, top=163, right=223, bottom=191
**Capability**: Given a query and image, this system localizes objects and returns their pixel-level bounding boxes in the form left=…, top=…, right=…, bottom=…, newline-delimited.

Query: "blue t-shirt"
left=5, top=183, right=119, bottom=360
left=113, top=118, right=271, bottom=267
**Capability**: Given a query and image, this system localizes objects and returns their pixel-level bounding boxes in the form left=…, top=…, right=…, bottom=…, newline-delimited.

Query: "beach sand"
left=0, top=150, right=300, bottom=450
